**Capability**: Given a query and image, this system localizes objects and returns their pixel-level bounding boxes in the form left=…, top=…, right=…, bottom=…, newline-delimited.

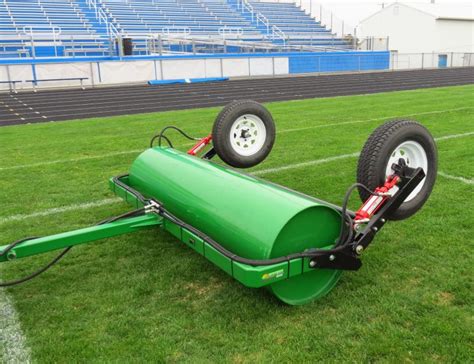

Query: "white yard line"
left=0, top=291, right=31, bottom=363
left=0, top=198, right=120, bottom=363
left=253, top=153, right=360, bottom=175
left=252, top=132, right=474, bottom=175
left=438, top=172, right=474, bottom=185
left=0, top=150, right=144, bottom=172
left=434, top=131, right=474, bottom=141
left=280, top=107, right=474, bottom=133
left=1, top=107, right=472, bottom=172
left=0, top=198, right=120, bottom=226
left=1, top=131, right=473, bottom=226
left=0, top=129, right=472, bottom=363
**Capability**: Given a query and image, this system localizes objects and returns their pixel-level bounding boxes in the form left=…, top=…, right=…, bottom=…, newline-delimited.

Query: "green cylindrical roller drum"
left=129, top=147, right=342, bottom=305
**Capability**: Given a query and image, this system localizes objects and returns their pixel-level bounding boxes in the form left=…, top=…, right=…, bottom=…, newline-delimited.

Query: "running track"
left=0, top=67, right=473, bottom=127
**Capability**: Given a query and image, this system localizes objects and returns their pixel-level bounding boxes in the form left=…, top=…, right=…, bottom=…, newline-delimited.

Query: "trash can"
left=123, top=37, right=133, bottom=56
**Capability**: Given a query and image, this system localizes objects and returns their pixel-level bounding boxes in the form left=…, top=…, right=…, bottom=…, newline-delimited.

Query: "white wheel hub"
left=229, top=114, right=266, bottom=157
left=386, top=140, right=428, bottom=202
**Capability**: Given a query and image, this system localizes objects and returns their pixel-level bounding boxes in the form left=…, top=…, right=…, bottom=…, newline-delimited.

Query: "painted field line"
left=1, top=107, right=472, bottom=173
left=253, top=153, right=360, bottom=176
left=0, top=198, right=120, bottom=226
left=0, top=127, right=471, bottom=364
left=0, top=131, right=473, bottom=226
left=438, top=172, right=474, bottom=185
left=0, top=290, right=31, bottom=363
left=0, top=141, right=196, bottom=172
left=280, top=107, right=474, bottom=133
left=252, top=132, right=474, bottom=175
left=435, top=131, right=474, bottom=141
left=0, top=149, right=144, bottom=172
left=0, top=154, right=364, bottom=226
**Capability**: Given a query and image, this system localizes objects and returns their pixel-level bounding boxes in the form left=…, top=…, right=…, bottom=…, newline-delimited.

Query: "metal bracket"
left=308, top=166, right=426, bottom=271
left=202, top=148, right=217, bottom=160
left=144, top=199, right=161, bottom=214
left=309, top=249, right=362, bottom=270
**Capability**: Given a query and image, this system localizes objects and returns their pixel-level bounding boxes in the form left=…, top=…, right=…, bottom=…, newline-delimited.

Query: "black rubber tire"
left=357, top=119, right=437, bottom=220
left=212, top=100, right=276, bottom=168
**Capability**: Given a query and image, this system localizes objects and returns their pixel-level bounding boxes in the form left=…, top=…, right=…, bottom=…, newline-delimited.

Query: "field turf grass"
left=0, top=85, right=473, bottom=362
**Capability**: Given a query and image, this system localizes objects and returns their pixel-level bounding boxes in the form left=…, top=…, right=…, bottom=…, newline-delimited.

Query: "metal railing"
left=218, top=27, right=244, bottom=39
left=22, top=26, right=62, bottom=57
left=390, top=52, right=474, bottom=70
left=358, top=36, right=389, bottom=51
left=161, top=27, right=192, bottom=37
left=22, top=26, right=62, bottom=40
left=86, top=0, right=119, bottom=38
left=0, top=33, right=113, bottom=59
left=236, top=0, right=287, bottom=45
left=139, top=33, right=352, bottom=55
left=300, top=0, right=355, bottom=38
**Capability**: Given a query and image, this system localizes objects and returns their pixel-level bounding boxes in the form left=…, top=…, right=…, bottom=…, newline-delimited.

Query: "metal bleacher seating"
left=246, top=1, right=351, bottom=48
left=0, top=0, right=108, bottom=58
left=101, top=0, right=263, bottom=39
left=0, top=0, right=352, bottom=58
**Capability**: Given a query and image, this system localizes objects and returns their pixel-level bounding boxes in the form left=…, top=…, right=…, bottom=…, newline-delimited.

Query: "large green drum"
left=129, top=147, right=342, bottom=305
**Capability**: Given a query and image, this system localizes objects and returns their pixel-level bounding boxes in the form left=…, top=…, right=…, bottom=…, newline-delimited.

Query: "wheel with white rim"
left=212, top=100, right=276, bottom=168
left=357, top=119, right=437, bottom=220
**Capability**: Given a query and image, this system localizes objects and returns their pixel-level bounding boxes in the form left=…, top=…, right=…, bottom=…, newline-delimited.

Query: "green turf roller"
left=0, top=102, right=434, bottom=306
left=128, top=147, right=342, bottom=305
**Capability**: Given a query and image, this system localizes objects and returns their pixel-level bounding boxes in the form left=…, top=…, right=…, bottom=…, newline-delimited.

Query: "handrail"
left=139, top=33, right=345, bottom=54
left=86, top=0, right=119, bottom=37
left=108, top=20, right=120, bottom=38
left=218, top=26, right=244, bottom=38
left=161, top=27, right=191, bottom=37
left=22, top=25, right=62, bottom=39
left=238, top=0, right=286, bottom=45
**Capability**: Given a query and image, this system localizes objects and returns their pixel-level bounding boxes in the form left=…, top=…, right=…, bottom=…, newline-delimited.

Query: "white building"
left=357, top=2, right=474, bottom=53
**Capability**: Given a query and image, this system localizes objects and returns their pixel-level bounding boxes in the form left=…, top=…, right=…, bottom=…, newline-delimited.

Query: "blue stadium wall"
left=289, top=51, right=389, bottom=73
left=0, top=51, right=390, bottom=90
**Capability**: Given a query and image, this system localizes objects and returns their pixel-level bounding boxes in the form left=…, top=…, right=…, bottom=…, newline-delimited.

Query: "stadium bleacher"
left=102, top=0, right=262, bottom=39
left=0, top=0, right=352, bottom=58
left=245, top=1, right=351, bottom=48
left=0, top=0, right=110, bottom=57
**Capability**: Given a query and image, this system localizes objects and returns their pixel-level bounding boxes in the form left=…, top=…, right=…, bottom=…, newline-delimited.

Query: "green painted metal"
left=128, top=147, right=342, bottom=305
left=0, top=214, right=162, bottom=263
left=110, top=175, right=339, bottom=293
left=109, top=175, right=146, bottom=209
left=0, top=149, right=342, bottom=305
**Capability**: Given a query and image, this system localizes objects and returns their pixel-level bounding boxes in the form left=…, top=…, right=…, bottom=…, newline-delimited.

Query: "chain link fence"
left=390, top=52, right=474, bottom=70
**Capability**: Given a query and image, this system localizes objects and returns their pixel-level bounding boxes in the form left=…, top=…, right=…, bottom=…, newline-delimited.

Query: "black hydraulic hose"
left=159, top=207, right=357, bottom=266
left=112, top=174, right=148, bottom=204
left=150, top=126, right=201, bottom=148
left=0, top=168, right=385, bottom=286
left=0, top=244, right=71, bottom=288
left=112, top=174, right=370, bottom=266
left=0, top=208, right=146, bottom=287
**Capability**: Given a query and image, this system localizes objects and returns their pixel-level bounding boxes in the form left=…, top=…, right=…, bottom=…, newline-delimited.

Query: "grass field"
left=0, top=85, right=473, bottom=363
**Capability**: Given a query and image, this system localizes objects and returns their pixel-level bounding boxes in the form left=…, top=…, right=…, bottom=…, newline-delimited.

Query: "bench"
left=0, top=80, right=22, bottom=93
left=25, top=77, right=89, bottom=91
